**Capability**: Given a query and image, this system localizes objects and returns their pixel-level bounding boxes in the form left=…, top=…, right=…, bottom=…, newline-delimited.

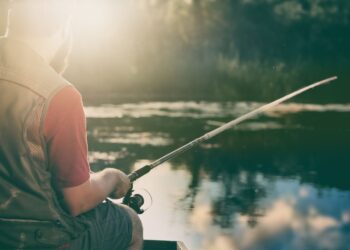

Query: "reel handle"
left=122, top=184, right=145, bottom=214
left=124, top=165, right=151, bottom=213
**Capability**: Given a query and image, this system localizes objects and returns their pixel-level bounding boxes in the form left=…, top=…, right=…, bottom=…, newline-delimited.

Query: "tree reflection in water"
left=86, top=101, right=350, bottom=249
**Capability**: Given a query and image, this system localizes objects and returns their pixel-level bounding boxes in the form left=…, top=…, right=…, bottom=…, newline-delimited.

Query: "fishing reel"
left=123, top=185, right=152, bottom=214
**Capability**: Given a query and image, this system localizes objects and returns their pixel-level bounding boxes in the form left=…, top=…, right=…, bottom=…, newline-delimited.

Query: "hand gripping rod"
left=128, top=76, right=337, bottom=182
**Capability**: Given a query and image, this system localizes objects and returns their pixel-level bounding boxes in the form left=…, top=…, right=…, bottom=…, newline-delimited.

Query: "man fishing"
left=0, top=1, right=142, bottom=249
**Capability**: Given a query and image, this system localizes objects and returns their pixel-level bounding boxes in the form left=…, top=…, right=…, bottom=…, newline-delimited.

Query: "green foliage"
left=1, top=0, right=349, bottom=102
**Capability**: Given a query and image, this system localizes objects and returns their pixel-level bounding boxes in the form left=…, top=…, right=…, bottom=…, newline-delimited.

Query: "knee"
left=121, top=204, right=143, bottom=241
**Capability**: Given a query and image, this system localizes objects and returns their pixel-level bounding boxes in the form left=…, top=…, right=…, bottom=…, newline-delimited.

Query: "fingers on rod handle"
left=128, top=165, right=152, bottom=182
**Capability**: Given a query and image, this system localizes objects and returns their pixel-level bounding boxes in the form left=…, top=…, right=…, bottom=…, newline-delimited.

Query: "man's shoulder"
left=44, top=85, right=84, bottom=139
left=50, top=85, right=83, bottom=107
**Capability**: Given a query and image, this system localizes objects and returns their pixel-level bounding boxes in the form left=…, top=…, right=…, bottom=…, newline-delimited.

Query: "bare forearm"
left=90, top=168, right=122, bottom=200
left=63, top=168, right=129, bottom=216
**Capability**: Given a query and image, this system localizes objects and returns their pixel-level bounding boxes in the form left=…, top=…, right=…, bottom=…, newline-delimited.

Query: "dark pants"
left=61, top=199, right=133, bottom=250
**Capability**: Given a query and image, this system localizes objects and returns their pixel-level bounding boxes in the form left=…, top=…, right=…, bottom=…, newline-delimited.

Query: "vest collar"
left=0, top=37, right=68, bottom=98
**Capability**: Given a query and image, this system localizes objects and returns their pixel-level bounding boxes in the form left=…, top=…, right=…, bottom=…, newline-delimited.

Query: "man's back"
left=0, top=37, right=88, bottom=248
left=0, top=1, right=143, bottom=249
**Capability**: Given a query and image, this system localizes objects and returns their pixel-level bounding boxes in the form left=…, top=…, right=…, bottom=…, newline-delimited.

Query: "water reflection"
left=135, top=165, right=350, bottom=250
left=86, top=101, right=350, bottom=250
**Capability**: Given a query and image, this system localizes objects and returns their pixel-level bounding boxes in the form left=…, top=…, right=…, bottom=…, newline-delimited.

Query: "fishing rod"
left=123, top=76, right=337, bottom=213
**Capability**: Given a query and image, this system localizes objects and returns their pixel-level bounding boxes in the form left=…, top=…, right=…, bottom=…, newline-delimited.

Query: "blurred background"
left=1, top=1, right=350, bottom=249
left=1, top=0, right=349, bottom=102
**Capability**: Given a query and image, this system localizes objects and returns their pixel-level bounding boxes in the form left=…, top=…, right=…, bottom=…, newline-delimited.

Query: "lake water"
left=85, top=101, right=350, bottom=250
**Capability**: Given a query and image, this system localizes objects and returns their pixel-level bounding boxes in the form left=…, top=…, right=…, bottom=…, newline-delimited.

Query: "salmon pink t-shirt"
left=44, top=86, right=90, bottom=188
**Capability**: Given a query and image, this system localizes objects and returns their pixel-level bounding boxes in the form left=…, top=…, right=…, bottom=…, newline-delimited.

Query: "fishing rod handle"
left=128, top=165, right=152, bottom=182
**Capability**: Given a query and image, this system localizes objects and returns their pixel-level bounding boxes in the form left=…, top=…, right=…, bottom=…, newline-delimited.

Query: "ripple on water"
left=96, top=132, right=173, bottom=146
left=85, top=102, right=350, bottom=119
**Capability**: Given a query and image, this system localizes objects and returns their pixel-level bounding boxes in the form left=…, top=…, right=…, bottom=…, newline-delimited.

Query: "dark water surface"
left=85, top=101, right=350, bottom=250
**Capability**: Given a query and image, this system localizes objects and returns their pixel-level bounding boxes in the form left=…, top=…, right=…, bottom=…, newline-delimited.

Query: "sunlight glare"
left=74, top=2, right=111, bottom=38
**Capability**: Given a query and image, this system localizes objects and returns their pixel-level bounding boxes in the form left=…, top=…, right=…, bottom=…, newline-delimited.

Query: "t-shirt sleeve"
left=44, top=85, right=90, bottom=188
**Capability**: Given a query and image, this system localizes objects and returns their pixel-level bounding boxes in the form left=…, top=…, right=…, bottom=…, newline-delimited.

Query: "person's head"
left=6, top=0, right=76, bottom=74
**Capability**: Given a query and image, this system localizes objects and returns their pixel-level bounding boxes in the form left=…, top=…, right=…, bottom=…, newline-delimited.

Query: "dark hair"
left=8, top=0, right=74, bottom=37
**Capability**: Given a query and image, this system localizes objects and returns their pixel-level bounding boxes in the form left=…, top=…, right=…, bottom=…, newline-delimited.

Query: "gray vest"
left=0, top=37, right=88, bottom=249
